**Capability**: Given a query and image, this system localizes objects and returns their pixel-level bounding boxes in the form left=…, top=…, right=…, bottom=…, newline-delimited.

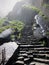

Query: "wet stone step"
left=20, top=45, right=43, bottom=48
left=29, top=62, right=35, bottom=65
left=17, top=56, right=24, bottom=61
left=20, top=48, right=28, bottom=51
left=20, top=51, right=26, bottom=53
left=24, top=58, right=30, bottom=64
left=28, top=55, right=33, bottom=58
left=24, top=58, right=30, bottom=61
left=18, top=42, right=42, bottom=46
left=33, top=53, right=49, bottom=56
left=31, top=42, right=42, bottom=45
left=34, top=47, right=49, bottom=51
left=34, top=58, right=49, bottom=63
left=26, top=51, right=33, bottom=55
left=14, top=60, right=24, bottom=65
left=19, top=54, right=28, bottom=58
left=33, top=54, right=49, bottom=58
left=19, top=53, right=28, bottom=56
left=33, top=51, right=49, bottom=54
left=28, top=55, right=33, bottom=62
left=19, top=43, right=29, bottom=45
left=32, top=50, right=49, bottom=52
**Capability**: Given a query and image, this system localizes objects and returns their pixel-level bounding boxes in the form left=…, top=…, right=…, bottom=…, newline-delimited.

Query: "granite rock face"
left=0, top=42, right=18, bottom=62
left=33, top=14, right=49, bottom=39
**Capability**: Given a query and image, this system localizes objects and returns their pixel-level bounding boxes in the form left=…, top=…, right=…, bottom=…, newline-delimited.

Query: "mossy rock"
left=39, top=11, right=49, bottom=20
left=23, top=5, right=40, bottom=13
left=0, top=20, right=24, bottom=34
left=43, top=4, right=49, bottom=8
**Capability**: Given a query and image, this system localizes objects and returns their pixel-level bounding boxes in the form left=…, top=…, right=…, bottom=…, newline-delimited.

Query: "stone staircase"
left=14, top=25, right=49, bottom=65
left=15, top=42, right=35, bottom=65
left=16, top=43, right=49, bottom=65
left=33, top=47, right=49, bottom=64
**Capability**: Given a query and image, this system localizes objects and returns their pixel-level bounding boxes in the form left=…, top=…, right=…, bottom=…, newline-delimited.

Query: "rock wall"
left=28, top=0, right=49, bottom=18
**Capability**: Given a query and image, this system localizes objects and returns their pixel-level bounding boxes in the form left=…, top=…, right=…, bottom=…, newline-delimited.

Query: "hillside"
left=7, top=0, right=49, bottom=20
left=7, top=1, right=40, bottom=25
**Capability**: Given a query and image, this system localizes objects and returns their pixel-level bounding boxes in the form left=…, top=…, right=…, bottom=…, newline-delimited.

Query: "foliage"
left=23, top=5, right=49, bottom=20
left=10, top=20, right=25, bottom=31
left=10, top=20, right=25, bottom=39
left=42, top=41, right=46, bottom=46
left=43, top=4, right=49, bottom=8
left=0, top=19, right=24, bottom=40
left=0, top=27, right=5, bottom=33
left=39, top=11, right=49, bottom=20
left=0, top=18, right=6, bottom=26
left=39, top=11, right=44, bottom=16
left=0, top=20, right=24, bottom=33
left=0, top=25, right=11, bottom=33
left=46, top=32, right=49, bottom=35
left=23, top=5, right=40, bottom=13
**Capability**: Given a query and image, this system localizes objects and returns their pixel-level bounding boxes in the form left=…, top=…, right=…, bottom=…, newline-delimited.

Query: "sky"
left=0, top=0, right=22, bottom=18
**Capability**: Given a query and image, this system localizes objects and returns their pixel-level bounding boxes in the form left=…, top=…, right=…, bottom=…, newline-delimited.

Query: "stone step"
left=24, top=58, right=30, bottom=61
left=26, top=51, right=49, bottom=54
left=30, top=42, right=42, bottom=45
left=34, top=47, right=49, bottom=51
left=14, top=60, right=24, bottom=65
left=17, top=56, right=24, bottom=61
left=18, top=43, right=29, bottom=45
left=33, top=51, right=49, bottom=54
left=19, top=53, right=28, bottom=56
left=20, top=48, right=29, bottom=51
left=19, top=54, right=28, bottom=58
left=29, top=62, right=35, bottom=65
left=20, top=47, right=48, bottom=51
left=34, top=58, right=49, bottom=63
left=20, top=45, right=43, bottom=48
left=28, top=55, right=33, bottom=58
left=33, top=54, right=49, bottom=59
left=26, top=51, right=33, bottom=55
left=20, top=51, right=26, bottom=53
left=24, top=58, right=30, bottom=64
left=18, top=42, right=42, bottom=46
left=32, top=50, right=49, bottom=54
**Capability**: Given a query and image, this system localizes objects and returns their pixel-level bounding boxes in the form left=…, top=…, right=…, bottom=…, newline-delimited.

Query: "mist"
left=0, top=0, right=22, bottom=18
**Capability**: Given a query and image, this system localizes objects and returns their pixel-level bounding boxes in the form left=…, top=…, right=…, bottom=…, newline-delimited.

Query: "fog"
left=0, top=0, right=22, bottom=18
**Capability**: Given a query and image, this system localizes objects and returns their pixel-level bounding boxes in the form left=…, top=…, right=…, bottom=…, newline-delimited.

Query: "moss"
left=0, top=20, right=24, bottom=34
left=0, top=29, right=5, bottom=33
left=0, top=27, right=6, bottom=33
left=17, top=33, right=21, bottom=39
left=10, top=20, right=25, bottom=31
left=41, top=41, right=46, bottom=47
left=23, top=5, right=40, bottom=13
left=10, top=35, right=15, bottom=41
left=46, top=32, right=49, bottom=35
left=23, top=5, right=49, bottom=21
left=39, top=11, right=49, bottom=20
left=39, top=11, right=44, bottom=16
left=43, top=4, right=49, bottom=8
left=0, top=18, right=6, bottom=26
